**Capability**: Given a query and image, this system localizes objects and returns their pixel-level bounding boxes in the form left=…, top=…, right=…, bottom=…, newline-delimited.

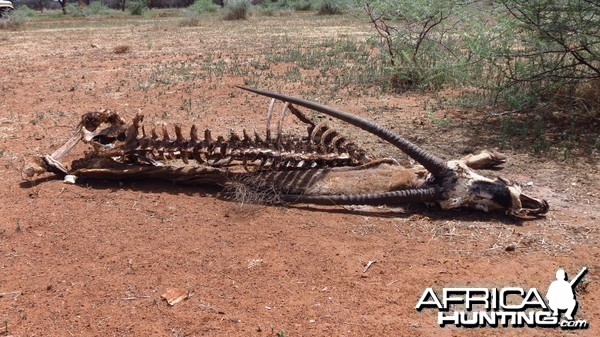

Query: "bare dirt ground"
left=1, top=11, right=598, bottom=337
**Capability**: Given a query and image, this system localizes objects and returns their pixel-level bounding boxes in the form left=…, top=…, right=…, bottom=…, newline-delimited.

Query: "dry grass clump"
left=221, top=177, right=283, bottom=206
left=179, top=14, right=202, bottom=27
left=113, top=45, right=131, bottom=54
left=223, top=0, right=250, bottom=21
left=318, top=0, right=344, bottom=15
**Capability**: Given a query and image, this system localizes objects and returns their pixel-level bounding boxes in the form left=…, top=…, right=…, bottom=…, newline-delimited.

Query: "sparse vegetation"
left=290, top=0, right=313, bottom=11
left=13, top=5, right=36, bottom=17
left=180, top=0, right=218, bottom=26
left=29, top=112, right=45, bottom=125
left=362, top=0, right=600, bottom=113
left=187, top=0, right=218, bottom=13
left=255, top=3, right=276, bottom=16
left=362, top=0, right=474, bottom=91
left=84, top=1, right=112, bottom=16
left=64, top=3, right=85, bottom=17
left=0, top=7, right=28, bottom=30
left=33, top=2, right=115, bottom=18
left=490, top=0, right=600, bottom=111
left=2, top=2, right=596, bottom=158
left=179, top=12, right=201, bottom=26
left=223, top=0, right=250, bottom=20
left=134, top=36, right=387, bottom=98
left=318, top=0, right=345, bottom=15
left=128, top=0, right=148, bottom=15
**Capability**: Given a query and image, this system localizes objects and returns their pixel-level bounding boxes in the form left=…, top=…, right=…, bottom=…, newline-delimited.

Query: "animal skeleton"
left=23, top=86, right=548, bottom=217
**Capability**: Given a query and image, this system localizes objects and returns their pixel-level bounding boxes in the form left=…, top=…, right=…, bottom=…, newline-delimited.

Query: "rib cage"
left=75, top=104, right=370, bottom=173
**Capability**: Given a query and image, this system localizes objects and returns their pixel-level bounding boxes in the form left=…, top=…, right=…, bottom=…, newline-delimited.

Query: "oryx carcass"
left=23, top=86, right=548, bottom=217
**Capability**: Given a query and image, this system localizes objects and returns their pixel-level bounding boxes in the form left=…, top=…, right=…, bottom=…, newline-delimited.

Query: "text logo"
left=415, top=267, right=588, bottom=329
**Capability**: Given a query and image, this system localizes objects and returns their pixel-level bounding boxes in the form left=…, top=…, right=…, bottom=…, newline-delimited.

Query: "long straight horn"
left=280, top=188, right=439, bottom=205
left=237, top=86, right=449, bottom=179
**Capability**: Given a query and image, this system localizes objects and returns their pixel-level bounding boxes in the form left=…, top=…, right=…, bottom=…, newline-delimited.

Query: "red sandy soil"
left=0, top=12, right=598, bottom=337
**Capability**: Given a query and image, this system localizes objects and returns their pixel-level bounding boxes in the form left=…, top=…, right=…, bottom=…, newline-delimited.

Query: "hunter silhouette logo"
left=546, top=267, right=587, bottom=321
left=416, top=267, right=589, bottom=329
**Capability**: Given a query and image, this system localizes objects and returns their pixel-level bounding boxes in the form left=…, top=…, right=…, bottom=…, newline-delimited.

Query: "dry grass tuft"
left=113, top=45, right=131, bottom=54
left=223, top=0, right=250, bottom=21
left=179, top=14, right=201, bottom=27
left=221, top=177, right=283, bottom=206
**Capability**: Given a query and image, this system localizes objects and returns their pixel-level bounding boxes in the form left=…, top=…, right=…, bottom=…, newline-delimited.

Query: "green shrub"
left=256, top=4, right=276, bottom=16
left=66, top=2, right=111, bottom=18
left=293, top=0, right=312, bottom=11
left=13, top=6, right=35, bottom=17
left=188, top=0, right=219, bottom=13
left=85, top=1, right=111, bottom=16
left=362, top=0, right=470, bottom=90
left=276, top=0, right=315, bottom=11
left=65, top=3, right=86, bottom=17
left=363, top=0, right=600, bottom=111
left=489, top=0, right=600, bottom=110
left=128, top=0, right=148, bottom=15
left=223, top=0, right=250, bottom=20
left=274, top=0, right=289, bottom=9
left=0, top=8, right=27, bottom=30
